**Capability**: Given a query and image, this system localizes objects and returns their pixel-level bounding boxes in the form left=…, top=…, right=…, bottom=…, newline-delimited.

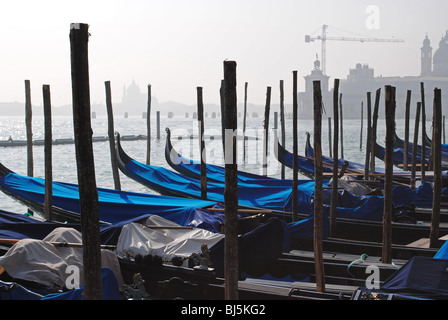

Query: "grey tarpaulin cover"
left=0, top=227, right=124, bottom=289
left=116, top=215, right=224, bottom=266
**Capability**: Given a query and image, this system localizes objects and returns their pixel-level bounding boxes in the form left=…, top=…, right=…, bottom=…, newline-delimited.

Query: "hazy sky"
left=0, top=0, right=447, bottom=107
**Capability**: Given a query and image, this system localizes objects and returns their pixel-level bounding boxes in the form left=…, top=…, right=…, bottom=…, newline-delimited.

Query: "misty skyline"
left=0, top=0, right=447, bottom=108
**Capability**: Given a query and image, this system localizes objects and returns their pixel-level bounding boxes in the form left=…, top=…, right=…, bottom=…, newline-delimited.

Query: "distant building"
left=119, top=80, right=158, bottom=116
left=299, top=32, right=448, bottom=120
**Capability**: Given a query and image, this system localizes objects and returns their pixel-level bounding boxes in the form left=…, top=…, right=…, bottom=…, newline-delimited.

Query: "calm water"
left=0, top=113, right=430, bottom=216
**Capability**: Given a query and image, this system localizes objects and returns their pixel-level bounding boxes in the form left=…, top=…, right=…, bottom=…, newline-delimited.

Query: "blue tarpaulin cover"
left=0, top=172, right=223, bottom=229
left=370, top=256, right=448, bottom=299
left=434, top=239, right=448, bottom=259
left=123, top=158, right=316, bottom=213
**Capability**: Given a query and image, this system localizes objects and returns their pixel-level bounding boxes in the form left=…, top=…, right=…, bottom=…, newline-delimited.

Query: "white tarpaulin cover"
left=116, top=215, right=224, bottom=265
left=0, top=227, right=124, bottom=289
left=331, top=176, right=377, bottom=196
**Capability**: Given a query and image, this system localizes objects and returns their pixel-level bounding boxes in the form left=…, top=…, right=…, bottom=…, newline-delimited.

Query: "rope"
left=346, top=253, right=368, bottom=278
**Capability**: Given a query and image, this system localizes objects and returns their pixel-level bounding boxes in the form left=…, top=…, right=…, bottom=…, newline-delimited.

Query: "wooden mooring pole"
left=223, top=60, right=238, bottom=300
left=430, top=88, right=442, bottom=248
left=313, top=80, right=325, bottom=292
left=364, top=93, right=372, bottom=180
left=279, top=80, right=286, bottom=180
left=339, top=93, right=344, bottom=159
left=242, top=82, right=248, bottom=163
left=360, top=101, right=363, bottom=150
left=156, top=111, right=160, bottom=140
left=69, top=22, right=102, bottom=300
left=370, top=89, right=381, bottom=173
left=197, top=87, right=207, bottom=200
left=43, top=85, right=52, bottom=221
left=328, top=117, right=332, bottom=158
left=146, top=84, right=152, bottom=165
left=25, top=80, right=33, bottom=179
left=105, top=81, right=121, bottom=190
left=410, top=103, right=421, bottom=190
left=292, top=71, right=299, bottom=222
left=420, top=82, right=426, bottom=182
left=403, top=90, right=411, bottom=171
left=330, top=79, right=339, bottom=237
left=262, top=87, right=271, bottom=176
left=25, top=79, right=33, bottom=216
left=382, top=85, right=396, bottom=264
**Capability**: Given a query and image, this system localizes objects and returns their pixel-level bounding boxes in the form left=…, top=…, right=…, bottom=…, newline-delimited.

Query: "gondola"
left=0, top=210, right=439, bottom=300
left=394, top=131, right=448, bottom=163
left=374, top=140, right=448, bottom=172
left=116, top=131, right=448, bottom=247
left=0, top=209, right=364, bottom=300
left=272, top=130, right=325, bottom=179
left=0, top=160, right=239, bottom=232
left=274, top=131, right=413, bottom=185
left=165, top=128, right=292, bottom=186
left=116, top=132, right=316, bottom=214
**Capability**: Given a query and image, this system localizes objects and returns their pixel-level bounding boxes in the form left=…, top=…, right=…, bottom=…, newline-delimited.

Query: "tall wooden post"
left=262, top=87, right=271, bottom=176
left=403, top=90, right=411, bottom=170
left=25, top=80, right=33, bottom=179
left=382, top=85, right=396, bottom=264
left=370, top=88, right=381, bottom=173
left=242, top=82, right=248, bottom=163
left=328, top=117, right=332, bottom=158
left=279, top=80, right=286, bottom=180
left=105, top=81, right=121, bottom=190
left=25, top=80, right=33, bottom=216
left=339, top=94, right=344, bottom=159
left=410, top=103, right=421, bottom=190
left=197, top=87, right=207, bottom=200
left=223, top=60, right=238, bottom=300
left=43, top=85, right=52, bottom=221
left=146, top=84, right=152, bottom=165
left=430, top=88, right=442, bottom=248
left=421, top=82, right=426, bottom=182
left=69, top=22, right=102, bottom=300
left=156, top=111, right=160, bottom=140
left=330, top=79, right=339, bottom=238
left=313, top=80, right=325, bottom=292
left=364, top=93, right=372, bottom=180
left=292, top=71, right=299, bottom=222
left=360, top=101, right=363, bottom=150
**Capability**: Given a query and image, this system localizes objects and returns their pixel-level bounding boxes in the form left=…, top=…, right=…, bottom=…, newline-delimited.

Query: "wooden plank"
left=291, top=281, right=358, bottom=294
left=439, top=234, right=448, bottom=241
left=287, top=250, right=406, bottom=267
left=406, top=238, right=430, bottom=248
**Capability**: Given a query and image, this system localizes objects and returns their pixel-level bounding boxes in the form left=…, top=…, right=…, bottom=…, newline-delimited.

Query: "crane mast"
left=305, top=24, right=404, bottom=75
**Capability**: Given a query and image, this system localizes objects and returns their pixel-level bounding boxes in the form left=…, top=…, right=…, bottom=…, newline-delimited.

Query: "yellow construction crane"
left=305, top=25, right=404, bottom=75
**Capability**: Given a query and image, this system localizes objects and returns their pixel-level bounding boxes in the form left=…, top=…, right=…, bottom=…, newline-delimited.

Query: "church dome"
left=432, top=31, right=448, bottom=76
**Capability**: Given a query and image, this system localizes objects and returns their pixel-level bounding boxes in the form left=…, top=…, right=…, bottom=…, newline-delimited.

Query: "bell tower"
left=421, top=35, right=432, bottom=76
